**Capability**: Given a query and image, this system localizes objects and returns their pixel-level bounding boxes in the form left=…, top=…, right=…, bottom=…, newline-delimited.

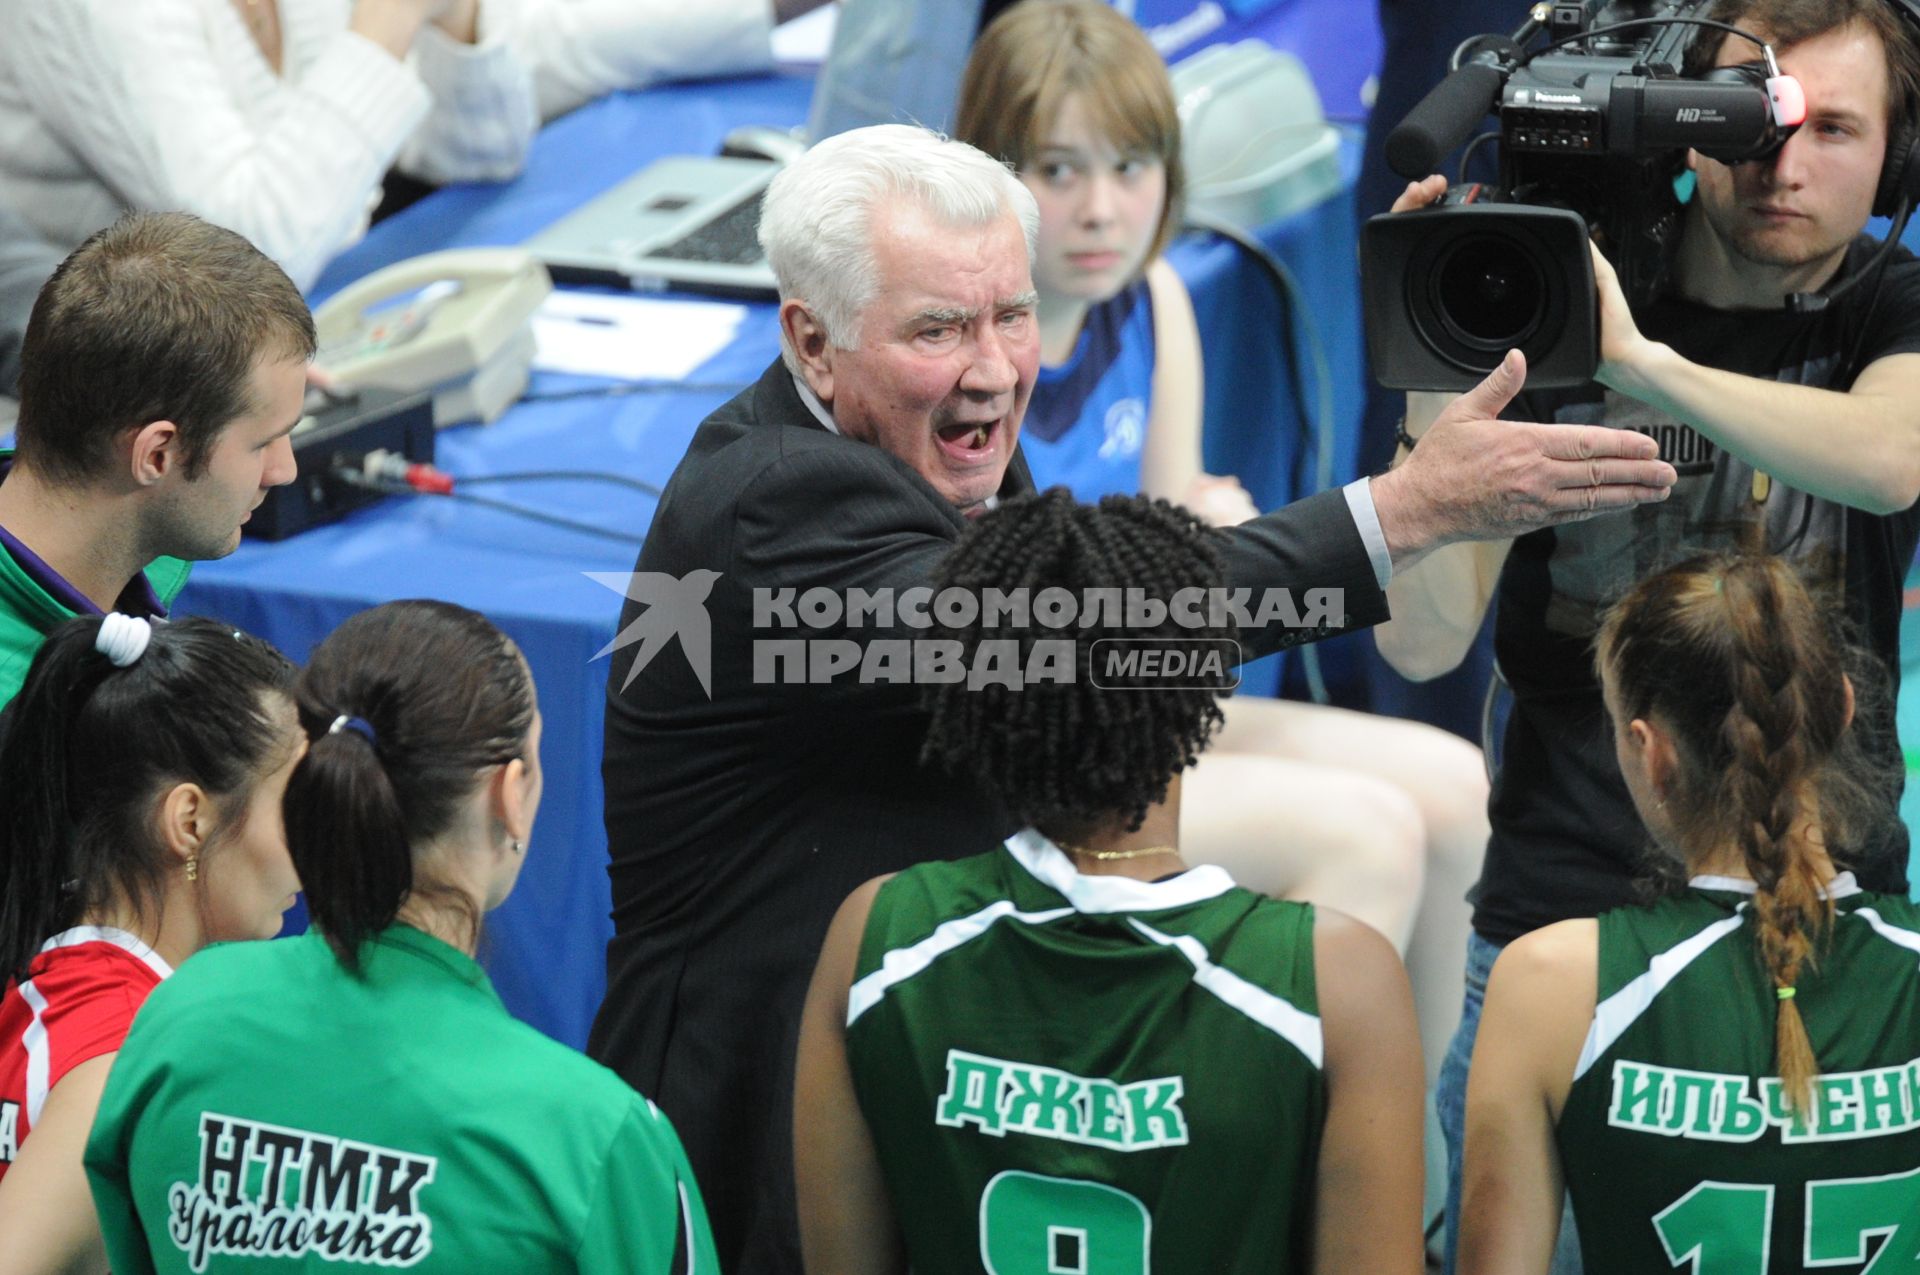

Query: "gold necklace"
left=1064, top=843, right=1180, bottom=862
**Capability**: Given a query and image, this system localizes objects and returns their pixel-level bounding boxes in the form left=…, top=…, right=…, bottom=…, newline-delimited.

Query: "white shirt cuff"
left=1344, top=478, right=1392, bottom=590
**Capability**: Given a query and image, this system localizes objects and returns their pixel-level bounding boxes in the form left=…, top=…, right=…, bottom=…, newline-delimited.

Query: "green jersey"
left=844, top=830, right=1326, bottom=1275
left=1558, top=876, right=1920, bottom=1275
left=85, top=926, right=717, bottom=1274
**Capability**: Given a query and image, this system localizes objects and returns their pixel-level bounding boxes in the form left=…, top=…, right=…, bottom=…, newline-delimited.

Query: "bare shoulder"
left=1493, top=918, right=1599, bottom=992
left=1480, top=919, right=1598, bottom=1103
left=818, top=874, right=898, bottom=970
left=1311, top=904, right=1406, bottom=988
left=1310, top=906, right=1417, bottom=1060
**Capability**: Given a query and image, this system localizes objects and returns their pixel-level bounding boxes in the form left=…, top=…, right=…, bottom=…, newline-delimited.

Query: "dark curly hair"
left=921, top=488, right=1236, bottom=842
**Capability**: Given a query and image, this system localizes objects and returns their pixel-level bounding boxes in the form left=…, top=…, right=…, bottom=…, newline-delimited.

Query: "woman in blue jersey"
left=954, top=0, right=1489, bottom=1075
left=795, top=489, right=1426, bottom=1274
left=1460, top=553, right=1920, bottom=1274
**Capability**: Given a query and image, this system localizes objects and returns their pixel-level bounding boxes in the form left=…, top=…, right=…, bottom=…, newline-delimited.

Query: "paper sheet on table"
left=772, top=4, right=837, bottom=65
left=531, top=292, right=749, bottom=382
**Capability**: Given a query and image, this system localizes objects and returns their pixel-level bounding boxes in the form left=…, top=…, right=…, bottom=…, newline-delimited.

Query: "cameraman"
left=1376, top=2, right=1920, bottom=1269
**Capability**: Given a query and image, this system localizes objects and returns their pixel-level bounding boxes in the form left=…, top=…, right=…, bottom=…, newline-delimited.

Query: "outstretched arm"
left=1368, top=348, right=1674, bottom=573
left=1310, top=908, right=1426, bottom=1275
left=794, top=877, right=908, bottom=1275
left=1591, top=243, right=1920, bottom=514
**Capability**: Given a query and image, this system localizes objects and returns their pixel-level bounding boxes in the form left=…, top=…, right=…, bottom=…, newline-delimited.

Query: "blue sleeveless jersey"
left=1023, top=281, right=1157, bottom=502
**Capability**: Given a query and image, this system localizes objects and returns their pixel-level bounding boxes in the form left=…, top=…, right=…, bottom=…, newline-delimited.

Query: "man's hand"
left=1371, top=350, right=1676, bottom=569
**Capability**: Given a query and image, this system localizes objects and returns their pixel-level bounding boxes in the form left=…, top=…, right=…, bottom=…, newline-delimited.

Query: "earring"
left=509, top=839, right=526, bottom=856
left=186, top=855, right=199, bottom=882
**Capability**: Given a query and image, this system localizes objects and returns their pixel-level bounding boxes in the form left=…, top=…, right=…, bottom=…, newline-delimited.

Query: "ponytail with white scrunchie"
left=94, top=612, right=153, bottom=667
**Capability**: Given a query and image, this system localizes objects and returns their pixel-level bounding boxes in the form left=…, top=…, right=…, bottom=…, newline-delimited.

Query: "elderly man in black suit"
left=589, top=123, right=1675, bottom=1272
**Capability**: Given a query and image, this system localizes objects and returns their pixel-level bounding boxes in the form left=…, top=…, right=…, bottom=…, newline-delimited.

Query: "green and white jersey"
left=85, top=926, right=717, bottom=1274
left=1558, top=875, right=1920, bottom=1275
left=845, top=829, right=1326, bottom=1275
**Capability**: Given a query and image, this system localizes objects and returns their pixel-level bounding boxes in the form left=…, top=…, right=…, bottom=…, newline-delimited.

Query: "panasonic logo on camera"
left=1531, top=91, right=1583, bottom=104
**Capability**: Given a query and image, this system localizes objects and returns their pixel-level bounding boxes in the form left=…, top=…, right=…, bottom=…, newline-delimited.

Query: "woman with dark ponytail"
left=1459, top=553, right=1920, bottom=1274
left=0, top=613, right=300, bottom=1275
left=84, top=600, right=719, bottom=1274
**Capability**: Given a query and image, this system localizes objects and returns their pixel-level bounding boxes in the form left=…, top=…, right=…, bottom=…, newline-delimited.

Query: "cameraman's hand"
left=1371, top=350, right=1675, bottom=568
left=1390, top=175, right=1449, bottom=214
left=1589, top=242, right=1661, bottom=391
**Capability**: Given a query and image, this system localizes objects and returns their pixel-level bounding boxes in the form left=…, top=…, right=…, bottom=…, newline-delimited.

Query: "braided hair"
left=921, top=488, right=1236, bottom=843
left=1596, top=553, right=1891, bottom=1116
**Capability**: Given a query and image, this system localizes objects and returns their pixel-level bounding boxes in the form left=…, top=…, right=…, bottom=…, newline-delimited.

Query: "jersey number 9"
left=980, top=1171, right=1151, bottom=1275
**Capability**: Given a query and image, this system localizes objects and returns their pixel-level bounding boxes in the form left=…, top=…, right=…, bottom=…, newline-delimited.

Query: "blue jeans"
left=1436, top=932, right=1584, bottom=1274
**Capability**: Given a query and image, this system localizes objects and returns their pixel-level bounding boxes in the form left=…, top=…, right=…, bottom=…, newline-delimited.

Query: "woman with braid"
left=1459, top=553, right=1920, bottom=1275
left=794, top=490, right=1425, bottom=1275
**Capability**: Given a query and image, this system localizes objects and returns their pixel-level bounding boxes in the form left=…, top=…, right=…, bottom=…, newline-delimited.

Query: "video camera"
left=1360, top=1, right=1806, bottom=390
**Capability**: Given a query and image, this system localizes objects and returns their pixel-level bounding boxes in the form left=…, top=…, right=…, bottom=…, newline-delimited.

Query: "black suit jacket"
left=589, top=360, right=1386, bottom=1271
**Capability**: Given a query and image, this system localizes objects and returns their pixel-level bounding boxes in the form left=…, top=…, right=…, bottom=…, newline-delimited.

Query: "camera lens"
left=1431, top=235, right=1547, bottom=350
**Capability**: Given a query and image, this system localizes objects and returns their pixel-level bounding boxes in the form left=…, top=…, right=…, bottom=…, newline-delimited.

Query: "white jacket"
left=0, top=0, right=772, bottom=290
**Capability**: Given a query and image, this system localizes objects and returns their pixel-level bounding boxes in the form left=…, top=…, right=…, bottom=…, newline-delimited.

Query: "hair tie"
left=95, top=612, right=153, bottom=667
left=328, top=714, right=378, bottom=747
left=1777, top=985, right=1797, bottom=1001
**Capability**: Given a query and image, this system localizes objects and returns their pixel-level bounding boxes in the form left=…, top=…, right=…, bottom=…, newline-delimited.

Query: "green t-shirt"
left=85, top=927, right=717, bottom=1273
left=1557, top=878, right=1920, bottom=1274
left=844, top=830, right=1326, bottom=1275
left=0, top=448, right=190, bottom=703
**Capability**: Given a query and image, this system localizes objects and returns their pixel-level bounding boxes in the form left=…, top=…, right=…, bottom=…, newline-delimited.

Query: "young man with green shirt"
left=0, top=211, right=308, bottom=702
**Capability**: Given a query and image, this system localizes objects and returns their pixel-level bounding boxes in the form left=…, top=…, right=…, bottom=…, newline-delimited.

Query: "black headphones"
left=1870, top=0, right=1920, bottom=216
left=1876, top=109, right=1920, bottom=219
left=1720, top=2, right=1920, bottom=216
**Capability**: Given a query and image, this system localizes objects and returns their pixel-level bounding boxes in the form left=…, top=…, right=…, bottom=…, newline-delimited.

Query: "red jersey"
left=0, top=927, right=170, bottom=1179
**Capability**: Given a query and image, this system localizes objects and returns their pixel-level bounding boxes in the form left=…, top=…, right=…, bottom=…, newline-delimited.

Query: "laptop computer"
left=525, top=0, right=992, bottom=299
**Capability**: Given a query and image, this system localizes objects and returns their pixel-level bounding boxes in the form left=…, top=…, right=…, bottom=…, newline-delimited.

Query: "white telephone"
left=313, top=248, right=552, bottom=426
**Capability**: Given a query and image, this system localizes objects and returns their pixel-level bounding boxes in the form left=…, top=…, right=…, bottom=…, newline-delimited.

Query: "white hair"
left=757, top=124, right=1040, bottom=368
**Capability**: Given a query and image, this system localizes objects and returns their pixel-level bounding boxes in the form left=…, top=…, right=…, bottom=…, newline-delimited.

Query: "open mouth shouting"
left=935, top=416, right=1005, bottom=465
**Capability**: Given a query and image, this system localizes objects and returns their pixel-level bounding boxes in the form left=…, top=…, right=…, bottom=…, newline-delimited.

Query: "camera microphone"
left=1386, top=60, right=1505, bottom=179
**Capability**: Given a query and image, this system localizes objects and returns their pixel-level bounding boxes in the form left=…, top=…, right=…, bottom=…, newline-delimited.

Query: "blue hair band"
left=328, top=714, right=378, bottom=747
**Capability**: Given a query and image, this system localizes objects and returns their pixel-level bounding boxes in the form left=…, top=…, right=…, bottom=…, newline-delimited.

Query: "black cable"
left=519, top=379, right=752, bottom=403
left=1457, top=131, right=1501, bottom=185
left=1180, top=212, right=1338, bottom=705
left=454, top=470, right=664, bottom=499
left=1481, top=661, right=1509, bottom=786
left=425, top=490, right=648, bottom=546
left=1518, top=17, right=1770, bottom=66
left=347, top=475, right=650, bottom=546
left=1773, top=201, right=1914, bottom=558
left=1180, top=214, right=1320, bottom=495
